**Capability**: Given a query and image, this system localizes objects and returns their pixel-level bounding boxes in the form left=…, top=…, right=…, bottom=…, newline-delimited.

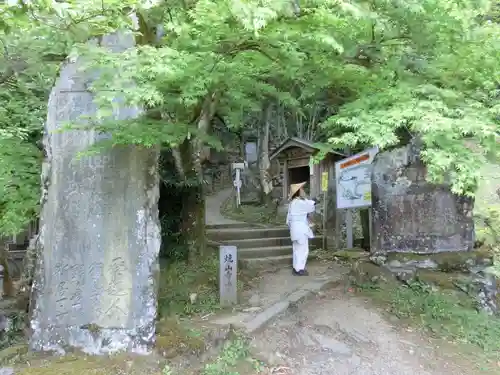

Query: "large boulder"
left=371, top=140, right=474, bottom=254
left=29, top=31, right=161, bottom=354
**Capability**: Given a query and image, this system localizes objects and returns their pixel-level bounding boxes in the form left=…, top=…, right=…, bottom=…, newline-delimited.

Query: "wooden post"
left=321, top=165, right=328, bottom=250
left=335, top=211, right=341, bottom=249
left=282, top=159, right=288, bottom=202
left=369, top=207, right=373, bottom=251
left=346, top=209, right=354, bottom=249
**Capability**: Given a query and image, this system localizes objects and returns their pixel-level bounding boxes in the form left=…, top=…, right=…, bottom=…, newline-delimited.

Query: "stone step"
left=207, top=227, right=289, bottom=241
left=240, top=251, right=320, bottom=268
left=225, top=236, right=323, bottom=249
left=225, top=236, right=291, bottom=249
left=8, top=250, right=25, bottom=259
left=239, top=245, right=292, bottom=259
left=206, top=223, right=255, bottom=230
left=238, top=239, right=323, bottom=259
left=240, top=254, right=292, bottom=268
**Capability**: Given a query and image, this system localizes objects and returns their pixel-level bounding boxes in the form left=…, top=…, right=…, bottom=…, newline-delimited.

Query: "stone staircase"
left=206, top=223, right=322, bottom=266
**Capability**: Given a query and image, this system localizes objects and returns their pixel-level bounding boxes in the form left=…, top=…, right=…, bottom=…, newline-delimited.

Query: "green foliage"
left=391, top=281, right=500, bottom=354
left=0, top=2, right=64, bottom=235
left=157, top=255, right=222, bottom=317
left=157, top=252, right=252, bottom=318
left=322, top=0, right=500, bottom=195
left=0, top=311, right=26, bottom=350
left=221, top=192, right=285, bottom=225
left=0, top=138, right=41, bottom=235
left=1, top=0, right=499, bottom=236
left=0, top=56, right=47, bottom=235
left=201, top=337, right=250, bottom=375
left=358, top=279, right=500, bottom=359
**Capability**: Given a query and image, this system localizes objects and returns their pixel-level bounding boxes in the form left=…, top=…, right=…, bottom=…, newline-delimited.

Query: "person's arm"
left=296, top=198, right=316, bottom=214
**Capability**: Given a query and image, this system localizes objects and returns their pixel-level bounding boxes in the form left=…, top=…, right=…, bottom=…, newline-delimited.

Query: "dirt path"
left=250, top=287, right=493, bottom=375
left=205, top=188, right=242, bottom=226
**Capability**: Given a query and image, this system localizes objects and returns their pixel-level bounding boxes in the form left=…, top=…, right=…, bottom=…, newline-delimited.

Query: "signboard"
left=288, top=158, right=309, bottom=168
left=245, top=142, right=257, bottom=163
left=321, top=171, right=328, bottom=192
left=335, top=147, right=379, bottom=209
left=232, top=162, right=245, bottom=170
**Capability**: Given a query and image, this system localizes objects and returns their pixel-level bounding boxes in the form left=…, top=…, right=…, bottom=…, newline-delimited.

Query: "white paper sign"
left=335, top=147, right=379, bottom=209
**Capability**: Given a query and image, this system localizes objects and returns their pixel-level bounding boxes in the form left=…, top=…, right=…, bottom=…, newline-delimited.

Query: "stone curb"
left=241, top=276, right=343, bottom=334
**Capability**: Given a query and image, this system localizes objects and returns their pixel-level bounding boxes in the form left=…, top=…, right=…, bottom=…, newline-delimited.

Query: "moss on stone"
left=415, top=270, right=468, bottom=290
left=386, top=248, right=494, bottom=272
left=350, top=261, right=396, bottom=285
left=332, top=249, right=368, bottom=262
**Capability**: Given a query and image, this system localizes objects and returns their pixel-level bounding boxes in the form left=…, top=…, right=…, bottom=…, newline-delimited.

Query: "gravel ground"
left=250, top=287, right=494, bottom=375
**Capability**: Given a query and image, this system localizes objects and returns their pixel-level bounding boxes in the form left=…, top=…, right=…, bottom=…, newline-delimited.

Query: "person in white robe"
left=286, top=181, right=318, bottom=276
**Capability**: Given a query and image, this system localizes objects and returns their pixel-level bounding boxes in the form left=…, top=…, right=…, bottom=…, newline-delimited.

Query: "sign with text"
left=321, top=171, right=328, bottom=192
left=335, top=147, right=379, bottom=209
left=219, top=245, right=237, bottom=306
left=245, top=142, right=257, bottom=163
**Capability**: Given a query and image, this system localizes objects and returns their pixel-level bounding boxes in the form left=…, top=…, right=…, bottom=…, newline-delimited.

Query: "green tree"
left=321, top=0, right=500, bottom=195
left=0, top=6, right=65, bottom=235
left=11, top=0, right=371, bottom=258
left=1, top=0, right=498, bottom=254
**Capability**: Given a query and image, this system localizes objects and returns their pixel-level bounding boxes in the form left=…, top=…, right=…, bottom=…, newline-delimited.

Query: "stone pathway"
left=205, top=188, right=243, bottom=226
left=249, top=286, right=490, bottom=375
left=210, top=262, right=349, bottom=332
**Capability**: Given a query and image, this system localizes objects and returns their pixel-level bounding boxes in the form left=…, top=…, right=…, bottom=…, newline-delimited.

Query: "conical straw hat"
left=288, top=181, right=307, bottom=200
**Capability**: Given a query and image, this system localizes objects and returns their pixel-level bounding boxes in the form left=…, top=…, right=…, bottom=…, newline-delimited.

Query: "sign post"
left=232, top=162, right=245, bottom=208
left=219, top=245, right=237, bottom=306
left=335, top=147, right=379, bottom=248
left=321, top=171, right=328, bottom=249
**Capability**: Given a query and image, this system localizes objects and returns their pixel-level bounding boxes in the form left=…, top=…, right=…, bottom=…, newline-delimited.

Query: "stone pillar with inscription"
left=371, top=140, right=474, bottom=254
left=29, top=31, right=161, bottom=354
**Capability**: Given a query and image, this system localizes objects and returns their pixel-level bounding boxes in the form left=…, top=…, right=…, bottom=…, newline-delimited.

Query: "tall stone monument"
left=371, top=140, right=474, bottom=254
left=29, top=32, right=161, bottom=354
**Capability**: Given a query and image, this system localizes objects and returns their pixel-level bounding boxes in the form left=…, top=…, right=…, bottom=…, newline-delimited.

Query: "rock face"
left=29, top=32, right=161, bottom=354
left=371, top=141, right=474, bottom=254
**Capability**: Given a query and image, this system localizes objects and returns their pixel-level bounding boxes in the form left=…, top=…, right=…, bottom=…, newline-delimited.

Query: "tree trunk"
left=1, top=243, right=14, bottom=297
left=174, top=92, right=218, bottom=262
left=258, top=104, right=273, bottom=206
left=175, top=139, right=206, bottom=263
left=180, top=185, right=205, bottom=264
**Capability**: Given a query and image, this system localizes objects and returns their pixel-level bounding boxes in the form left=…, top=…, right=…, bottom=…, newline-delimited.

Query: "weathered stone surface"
left=371, top=140, right=474, bottom=254
left=29, top=32, right=161, bottom=354
left=384, top=249, right=493, bottom=273
left=332, top=249, right=369, bottom=262
left=415, top=270, right=467, bottom=290
left=349, top=261, right=396, bottom=285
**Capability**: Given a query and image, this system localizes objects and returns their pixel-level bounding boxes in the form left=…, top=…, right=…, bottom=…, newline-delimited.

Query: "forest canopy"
left=0, top=0, right=499, bottom=235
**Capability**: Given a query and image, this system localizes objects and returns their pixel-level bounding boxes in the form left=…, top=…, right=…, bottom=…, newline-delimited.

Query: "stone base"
left=29, top=324, right=154, bottom=355
left=360, top=247, right=499, bottom=315
left=379, top=247, right=494, bottom=273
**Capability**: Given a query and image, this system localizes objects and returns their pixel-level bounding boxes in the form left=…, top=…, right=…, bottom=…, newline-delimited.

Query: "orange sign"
left=340, top=153, right=370, bottom=169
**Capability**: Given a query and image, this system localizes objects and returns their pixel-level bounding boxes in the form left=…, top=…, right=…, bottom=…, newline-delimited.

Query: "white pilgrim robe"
left=286, top=198, right=316, bottom=271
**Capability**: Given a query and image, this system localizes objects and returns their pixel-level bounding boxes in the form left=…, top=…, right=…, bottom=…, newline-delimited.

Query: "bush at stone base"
left=366, top=247, right=499, bottom=316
